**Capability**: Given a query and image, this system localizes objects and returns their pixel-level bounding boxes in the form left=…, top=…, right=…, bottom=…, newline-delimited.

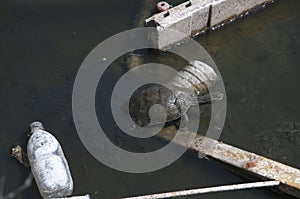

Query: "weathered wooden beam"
left=158, top=129, right=300, bottom=198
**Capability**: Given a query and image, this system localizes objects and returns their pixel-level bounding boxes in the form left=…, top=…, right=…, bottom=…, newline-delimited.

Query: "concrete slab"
left=210, top=0, right=272, bottom=27
left=145, top=0, right=273, bottom=49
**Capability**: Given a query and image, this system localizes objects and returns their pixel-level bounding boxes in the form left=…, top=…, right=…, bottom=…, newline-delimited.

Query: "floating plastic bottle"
left=27, top=121, right=74, bottom=199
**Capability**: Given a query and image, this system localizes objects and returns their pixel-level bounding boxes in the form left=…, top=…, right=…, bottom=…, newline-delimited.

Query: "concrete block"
left=145, top=0, right=273, bottom=49
left=210, top=0, right=272, bottom=27
left=146, top=0, right=211, bottom=49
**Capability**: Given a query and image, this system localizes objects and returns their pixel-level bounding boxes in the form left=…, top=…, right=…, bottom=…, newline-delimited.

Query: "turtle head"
left=29, top=121, right=45, bottom=135
left=174, top=90, right=193, bottom=113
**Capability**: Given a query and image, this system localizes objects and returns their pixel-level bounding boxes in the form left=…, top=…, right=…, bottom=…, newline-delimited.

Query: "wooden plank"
left=158, top=130, right=300, bottom=198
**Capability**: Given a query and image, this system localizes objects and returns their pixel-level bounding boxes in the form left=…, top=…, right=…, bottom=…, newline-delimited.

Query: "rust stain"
left=263, top=162, right=273, bottom=170
left=284, top=172, right=298, bottom=179
left=244, top=162, right=257, bottom=169
left=226, top=150, right=246, bottom=160
left=226, top=150, right=238, bottom=158
left=237, top=153, right=245, bottom=159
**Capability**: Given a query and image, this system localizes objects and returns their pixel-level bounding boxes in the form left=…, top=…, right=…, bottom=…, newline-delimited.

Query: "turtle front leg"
left=179, top=113, right=189, bottom=131
left=190, top=92, right=224, bottom=105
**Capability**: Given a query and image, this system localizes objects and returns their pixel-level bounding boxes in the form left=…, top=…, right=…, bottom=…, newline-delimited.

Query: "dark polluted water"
left=0, top=0, right=299, bottom=198
left=196, top=0, right=300, bottom=169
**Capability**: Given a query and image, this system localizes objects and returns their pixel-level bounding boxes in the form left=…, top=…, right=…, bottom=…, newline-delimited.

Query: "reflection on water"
left=0, top=0, right=299, bottom=198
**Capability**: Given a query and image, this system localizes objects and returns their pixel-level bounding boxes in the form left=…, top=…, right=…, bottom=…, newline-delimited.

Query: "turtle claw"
left=209, top=92, right=224, bottom=102
left=189, top=92, right=224, bottom=105
left=179, top=113, right=189, bottom=131
left=179, top=126, right=188, bottom=131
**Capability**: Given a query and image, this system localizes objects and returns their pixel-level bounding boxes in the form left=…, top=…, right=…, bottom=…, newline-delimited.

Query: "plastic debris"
left=27, top=121, right=74, bottom=199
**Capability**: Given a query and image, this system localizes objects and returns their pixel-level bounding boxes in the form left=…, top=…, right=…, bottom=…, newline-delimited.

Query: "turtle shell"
left=129, top=84, right=191, bottom=127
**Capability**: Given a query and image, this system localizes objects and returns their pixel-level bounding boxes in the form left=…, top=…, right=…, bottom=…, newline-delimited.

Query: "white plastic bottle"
left=27, top=121, right=74, bottom=199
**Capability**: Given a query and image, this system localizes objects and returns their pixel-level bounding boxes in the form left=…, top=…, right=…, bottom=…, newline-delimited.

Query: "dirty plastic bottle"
left=27, top=121, right=74, bottom=199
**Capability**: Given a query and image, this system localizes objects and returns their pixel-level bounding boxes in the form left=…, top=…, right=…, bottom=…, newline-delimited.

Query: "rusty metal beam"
left=122, top=180, right=280, bottom=199
left=156, top=129, right=300, bottom=198
left=189, top=133, right=300, bottom=198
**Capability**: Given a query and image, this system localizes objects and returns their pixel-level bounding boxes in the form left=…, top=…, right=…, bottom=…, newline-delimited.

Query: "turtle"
left=129, top=84, right=223, bottom=128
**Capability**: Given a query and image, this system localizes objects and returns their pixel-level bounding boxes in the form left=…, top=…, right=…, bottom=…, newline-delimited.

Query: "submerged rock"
left=125, top=53, right=144, bottom=69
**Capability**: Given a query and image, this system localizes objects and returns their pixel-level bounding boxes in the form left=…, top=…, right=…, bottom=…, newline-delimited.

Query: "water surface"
left=0, top=0, right=299, bottom=198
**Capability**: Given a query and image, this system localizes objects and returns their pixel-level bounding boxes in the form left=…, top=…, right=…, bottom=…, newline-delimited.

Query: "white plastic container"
left=27, top=121, right=74, bottom=199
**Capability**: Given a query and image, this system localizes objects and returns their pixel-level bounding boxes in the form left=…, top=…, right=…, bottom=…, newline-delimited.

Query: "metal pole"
left=122, top=181, right=280, bottom=199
